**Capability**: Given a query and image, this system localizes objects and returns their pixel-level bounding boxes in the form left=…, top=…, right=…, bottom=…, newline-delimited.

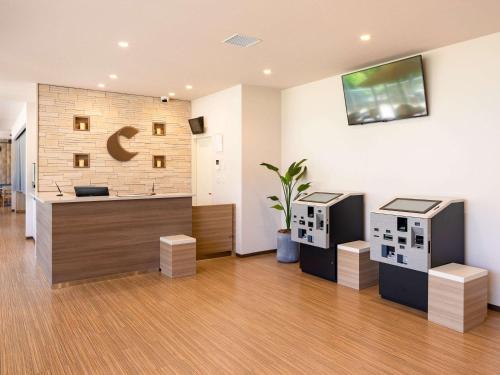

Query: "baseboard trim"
left=197, top=251, right=232, bottom=260
left=488, top=303, right=500, bottom=312
left=236, top=249, right=276, bottom=258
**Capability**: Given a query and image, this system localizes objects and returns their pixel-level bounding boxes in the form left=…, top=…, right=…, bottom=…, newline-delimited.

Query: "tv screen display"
left=342, top=55, right=428, bottom=125
left=188, top=116, right=204, bottom=134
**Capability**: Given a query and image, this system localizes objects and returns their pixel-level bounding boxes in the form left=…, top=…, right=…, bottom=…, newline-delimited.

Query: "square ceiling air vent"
left=222, top=34, right=261, bottom=48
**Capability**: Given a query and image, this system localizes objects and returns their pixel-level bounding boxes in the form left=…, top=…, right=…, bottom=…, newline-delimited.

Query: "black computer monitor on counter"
left=74, top=186, right=110, bottom=197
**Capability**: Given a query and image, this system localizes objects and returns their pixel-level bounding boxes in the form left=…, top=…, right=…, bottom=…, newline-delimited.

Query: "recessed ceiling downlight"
left=185, top=85, right=193, bottom=90
left=169, top=92, right=176, bottom=97
left=222, top=34, right=261, bottom=48
left=109, top=74, right=118, bottom=79
left=360, top=34, right=371, bottom=41
left=97, top=83, right=105, bottom=88
left=118, top=41, right=129, bottom=48
left=263, top=69, right=272, bottom=75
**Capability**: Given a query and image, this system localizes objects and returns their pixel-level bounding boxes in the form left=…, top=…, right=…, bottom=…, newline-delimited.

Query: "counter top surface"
left=32, top=192, right=193, bottom=204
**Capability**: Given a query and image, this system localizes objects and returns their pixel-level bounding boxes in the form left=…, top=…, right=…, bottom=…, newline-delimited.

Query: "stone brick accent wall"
left=38, top=85, right=191, bottom=194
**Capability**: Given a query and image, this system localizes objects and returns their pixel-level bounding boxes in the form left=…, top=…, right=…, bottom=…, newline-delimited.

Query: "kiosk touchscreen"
left=291, top=192, right=364, bottom=281
left=370, top=197, right=465, bottom=311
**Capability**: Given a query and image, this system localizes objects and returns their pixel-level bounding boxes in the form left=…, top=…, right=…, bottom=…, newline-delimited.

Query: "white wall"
left=191, top=85, right=243, bottom=252
left=281, top=32, right=500, bottom=305
left=25, top=100, right=37, bottom=237
left=241, top=86, right=281, bottom=254
left=10, top=103, right=27, bottom=138
left=192, top=84, right=282, bottom=255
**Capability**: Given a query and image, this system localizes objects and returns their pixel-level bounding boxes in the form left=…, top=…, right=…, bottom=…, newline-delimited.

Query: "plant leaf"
left=260, top=162, right=279, bottom=172
left=288, top=162, right=301, bottom=178
left=290, top=159, right=307, bottom=178
left=267, top=195, right=280, bottom=201
left=297, top=182, right=311, bottom=193
left=295, top=165, right=307, bottom=181
left=271, top=203, right=284, bottom=211
left=295, top=159, right=307, bottom=167
left=293, top=182, right=311, bottom=201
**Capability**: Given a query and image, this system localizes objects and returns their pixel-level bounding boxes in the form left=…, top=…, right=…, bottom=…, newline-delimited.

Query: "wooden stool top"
left=160, top=235, right=196, bottom=245
left=429, top=263, right=488, bottom=283
left=338, top=240, right=370, bottom=254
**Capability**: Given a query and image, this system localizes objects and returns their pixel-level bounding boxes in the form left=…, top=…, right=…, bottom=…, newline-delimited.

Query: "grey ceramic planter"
left=276, top=230, right=299, bottom=263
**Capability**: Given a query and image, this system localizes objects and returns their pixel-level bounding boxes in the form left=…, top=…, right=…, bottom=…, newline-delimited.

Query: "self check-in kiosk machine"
left=292, top=192, right=364, bottom=281
left=370, top=197, right=465, bottom=312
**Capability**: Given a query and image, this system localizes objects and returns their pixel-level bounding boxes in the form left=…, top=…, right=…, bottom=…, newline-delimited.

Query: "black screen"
left=188, top=117, right=204, bottom=134
left=74, top=186, right=109, bottom=197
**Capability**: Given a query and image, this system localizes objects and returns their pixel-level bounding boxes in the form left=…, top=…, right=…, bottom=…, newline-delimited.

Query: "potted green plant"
left=260, top=159, right=311, bottom=262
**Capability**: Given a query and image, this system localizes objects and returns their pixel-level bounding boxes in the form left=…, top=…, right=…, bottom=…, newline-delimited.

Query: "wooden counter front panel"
left=192, top=204, right=234, bottom=259
left=50, top=197, right=192, bottom=284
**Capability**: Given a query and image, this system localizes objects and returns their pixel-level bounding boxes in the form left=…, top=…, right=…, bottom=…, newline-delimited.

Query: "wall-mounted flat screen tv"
left=342, top=55, right=428, bottom=125
left=188, top=116, right=204, bottom=134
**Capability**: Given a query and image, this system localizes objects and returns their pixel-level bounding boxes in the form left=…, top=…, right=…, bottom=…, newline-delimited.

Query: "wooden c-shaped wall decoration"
left=106, top=126, right=139, bottom=161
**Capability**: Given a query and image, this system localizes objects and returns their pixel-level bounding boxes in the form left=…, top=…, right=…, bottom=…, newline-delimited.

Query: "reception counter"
left=34, top=192, right=192, bottom=286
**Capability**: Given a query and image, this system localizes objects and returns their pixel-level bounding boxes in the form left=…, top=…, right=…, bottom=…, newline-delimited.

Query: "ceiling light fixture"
left=168, top=92, right=176, bottom=97
left=118, top=41, right=129, bottom=48
left=185, top=85, right=193, bottom=90
left=109, top=74, right=118, bottom=79
left=360, top=34, right=371, bottom=42
left=263, top=69, right=272, bottom=75
left=97, top=83, right=105, bottom=88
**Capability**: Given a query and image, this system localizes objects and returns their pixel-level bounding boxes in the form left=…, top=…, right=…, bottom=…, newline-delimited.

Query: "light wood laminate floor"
left=1, top=208, right=500, bottom=374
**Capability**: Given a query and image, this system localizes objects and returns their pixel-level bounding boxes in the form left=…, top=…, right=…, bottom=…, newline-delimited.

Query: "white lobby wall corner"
left=281, top=32, right=500, bottom=305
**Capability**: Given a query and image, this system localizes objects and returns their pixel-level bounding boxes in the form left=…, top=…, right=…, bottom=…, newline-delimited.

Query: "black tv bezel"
left=341, top=55, right=429, bottom=126
left=188, top=116, right=204, bottom=134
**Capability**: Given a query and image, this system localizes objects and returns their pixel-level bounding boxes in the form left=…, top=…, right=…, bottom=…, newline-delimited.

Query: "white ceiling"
left=0, top=99, right=24, bottom=132
left=0, top=0, right=499, bottom=100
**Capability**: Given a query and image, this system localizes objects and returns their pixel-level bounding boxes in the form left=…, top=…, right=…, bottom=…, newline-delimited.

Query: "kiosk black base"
left=300, top=243, right=337, bottom=282
left=379, top=263, right=428, bottom=312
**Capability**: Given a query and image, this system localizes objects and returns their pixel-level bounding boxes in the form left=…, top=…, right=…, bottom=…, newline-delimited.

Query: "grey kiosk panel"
left=291, top=192, right=341, bottom=249
left=370, top=197, right=464, bottom=273
left=291, top=192, right=362, bottom=249
left=370, top=213, right=430, bottom=273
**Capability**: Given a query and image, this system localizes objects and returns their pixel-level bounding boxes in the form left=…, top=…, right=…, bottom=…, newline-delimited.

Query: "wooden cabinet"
left=192, top=204, right=234, bottom=259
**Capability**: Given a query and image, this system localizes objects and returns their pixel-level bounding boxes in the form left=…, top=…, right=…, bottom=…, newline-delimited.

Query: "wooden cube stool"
left=160, top=235, right=196, bottom=278
left=428, top=263, right=488, bottom=332
left=337, top=240, right=378, bottom=290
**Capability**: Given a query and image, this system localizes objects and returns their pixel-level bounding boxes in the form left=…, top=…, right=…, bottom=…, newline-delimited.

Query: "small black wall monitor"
left=74, top=186, right=110, bottom=197
left=188, top=116, right=204, bottom=134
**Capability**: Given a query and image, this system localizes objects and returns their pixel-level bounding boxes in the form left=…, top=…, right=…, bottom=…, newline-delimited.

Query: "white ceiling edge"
left=0, top=130, right=11, bottom=138
left=0, top=80, right=37, bottom=103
